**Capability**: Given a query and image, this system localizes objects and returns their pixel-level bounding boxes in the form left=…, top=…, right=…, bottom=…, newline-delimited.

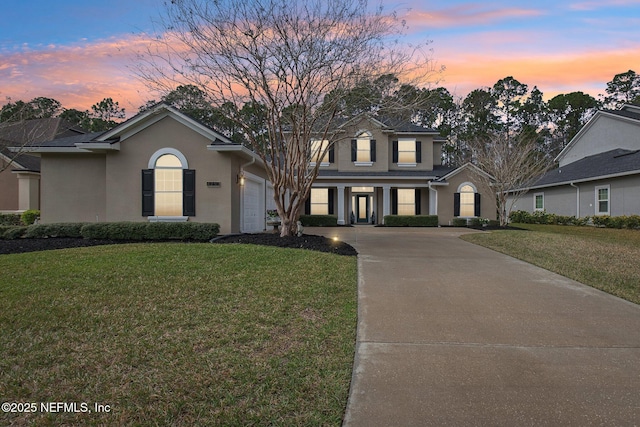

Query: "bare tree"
left=468, top=132, right=551, bottom=227
left=137, top=0, right=435, bottom=236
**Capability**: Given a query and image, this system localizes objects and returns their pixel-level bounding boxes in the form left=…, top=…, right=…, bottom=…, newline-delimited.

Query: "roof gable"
left=555, top=105, right=640, bottom=166
left=97, top=103, right=233, bottom=144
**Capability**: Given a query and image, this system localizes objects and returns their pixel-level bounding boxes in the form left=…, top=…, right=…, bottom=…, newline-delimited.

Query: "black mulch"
left=0, top=234, right=357, bottom=256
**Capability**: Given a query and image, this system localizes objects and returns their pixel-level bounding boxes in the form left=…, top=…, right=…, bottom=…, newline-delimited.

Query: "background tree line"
left=3, top=69, right=638, bottom=168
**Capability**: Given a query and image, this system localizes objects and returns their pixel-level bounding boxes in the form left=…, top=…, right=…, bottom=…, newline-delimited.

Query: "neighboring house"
left=0, top=118, right=85, bottom=212
left=509, top=104, right=640, bottom=218
left=21, top=104, right=269, bottom=234
left=307, top=115, right=496, bottom=225
left=18, top=104, right=496, bottom=233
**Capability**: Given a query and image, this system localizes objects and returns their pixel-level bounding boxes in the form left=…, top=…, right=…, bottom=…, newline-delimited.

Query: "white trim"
left=457, top=182, right=477, bottom=192
left=148, top=216, right=188, bottom=222
left=397, top=163, right=417, bottom=168
left=354, top=162, right=374, bottom=167
left=148, top=148, right=189, bottom=169
left=310, top=162, right=331, bottom=167
left=594, top=184, right=610, bottom=216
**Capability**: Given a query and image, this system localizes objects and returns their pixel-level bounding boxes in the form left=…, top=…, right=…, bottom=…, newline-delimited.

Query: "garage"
left=241, top=175, right=265, bottom=233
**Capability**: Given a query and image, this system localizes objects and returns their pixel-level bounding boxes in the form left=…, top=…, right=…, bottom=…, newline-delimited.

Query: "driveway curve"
left=310, top=227, right=640, bottom=426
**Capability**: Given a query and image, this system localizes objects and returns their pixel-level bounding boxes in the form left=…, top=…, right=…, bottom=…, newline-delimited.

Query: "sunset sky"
left=1, top=0, right=639, bottom=115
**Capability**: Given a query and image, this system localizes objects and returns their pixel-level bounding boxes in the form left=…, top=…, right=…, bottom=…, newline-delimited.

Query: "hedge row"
left=0, top=222, right=220, bottom=240
left=509, top=210, right=640, bottom=229
left=383, top=215, right=439, bottom=227
left=0, top=210, right=41, bottom=226
left=299, top=215, right=338, bottom=227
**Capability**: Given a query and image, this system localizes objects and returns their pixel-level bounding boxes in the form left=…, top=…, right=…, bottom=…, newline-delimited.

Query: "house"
left=509, top=104, right=640, bottom=218
left=19, top=104, right=496, bottom=233
left=20, top=104, right=269, bottom=234
left=0, top=118, right=85, bottom=212
left=305, top=115, right=496, bottom=225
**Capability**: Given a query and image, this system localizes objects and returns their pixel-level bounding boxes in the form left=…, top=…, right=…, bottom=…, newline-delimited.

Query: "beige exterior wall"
left=437, top=168, right=497, bottom=225
left=0, top=168, right=19, bottom=211
left=16, top=172, right=40, bottom=210
left=40, top=154, right=106, bottom=223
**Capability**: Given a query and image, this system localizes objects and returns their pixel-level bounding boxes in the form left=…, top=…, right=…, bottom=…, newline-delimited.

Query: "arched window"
left=155, top=154, right=183, bottom=216
left=142, top=148, right=195, bottom=218
left=454, top=183, right=480, bottom=218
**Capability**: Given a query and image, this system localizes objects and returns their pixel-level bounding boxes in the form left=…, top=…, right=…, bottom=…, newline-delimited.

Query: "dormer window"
left=351, top=131, right=376, bottom=166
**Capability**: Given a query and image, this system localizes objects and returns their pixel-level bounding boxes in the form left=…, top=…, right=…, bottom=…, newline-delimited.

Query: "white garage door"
left=242, top=178, right=263, bottom=233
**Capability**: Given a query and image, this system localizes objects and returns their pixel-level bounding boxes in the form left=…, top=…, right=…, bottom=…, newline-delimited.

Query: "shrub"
left=508, top=210, right=530, bottom=224
left=24, top=223, right=85, bottom=238
left=1, top=226, right=26, bottom=239
left=21, top=209, right=40, bottom=225
left=299, top=215, right=338, bottom=227
left=384, top=215, right=439, bottom=227
left=451, top=218, right=468, bottom=227
left=0, top=213, right=22, bottom=226
left=80, top=222, right=219, bottom=241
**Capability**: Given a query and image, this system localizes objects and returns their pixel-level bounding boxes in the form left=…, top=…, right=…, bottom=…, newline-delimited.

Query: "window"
left=142, top=148, right=195, bottom=218
left=459, top=185, right=475, bottom=217
left=454, top=183, right=480, bottom=218
left=393, top=139, right=421, bottom=166
left=595, top=185, right=610, bottom=215
left=534, top=193, right=544, bottom=211
left=397, top=189, right=415, bottom=215
left=310, top=139, right=330, bottom=165
left=155, top=154, right=183, bottom=216
left=310, top=188, right=329, bottom=215
left=351, top=132, right=376, bottom=165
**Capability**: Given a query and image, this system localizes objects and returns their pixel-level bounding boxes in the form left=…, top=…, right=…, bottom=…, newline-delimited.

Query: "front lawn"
left=0, top=243, right=357, bottom=426
left=461, top=224, right=640, bottom=304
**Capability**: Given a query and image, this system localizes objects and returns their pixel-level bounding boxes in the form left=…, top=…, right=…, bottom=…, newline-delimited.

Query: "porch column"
left=429, top=185, right=437, bottom=216
left=336, top=185, right=346, bottom=225
left=382, top=185, right=391, bottom=224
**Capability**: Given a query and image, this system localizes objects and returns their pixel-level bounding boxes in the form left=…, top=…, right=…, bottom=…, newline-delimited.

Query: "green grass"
left=0, top=243, right=357, bottom=426
left=461, top=224, right=640, bottom=304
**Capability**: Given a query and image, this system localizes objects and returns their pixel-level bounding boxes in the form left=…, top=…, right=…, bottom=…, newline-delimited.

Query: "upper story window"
left=310, top=139, right=331, bottom=166
left=393, top=139, right=422, bottom=166
left=351, top=131, right=376, bottom=166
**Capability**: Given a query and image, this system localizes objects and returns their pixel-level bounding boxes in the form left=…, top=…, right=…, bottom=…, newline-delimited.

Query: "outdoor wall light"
left=238, top=172, right=245, bottom=186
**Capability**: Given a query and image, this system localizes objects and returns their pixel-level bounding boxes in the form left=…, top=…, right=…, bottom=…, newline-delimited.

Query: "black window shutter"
left=474, top=193, right=481, bottom=217
left=183, top=169, right=196, bottom=216
left=328, top=144, right=335, bottom=163
left=415, top=188, right=421, bottom=215
left=305, top=196, right=311, bottom=215
left=392, top=141, right=398, bottom=163
left=328, top=188, right=334, bottom=214
left=454, top=193, right=461, bottom=217
left=370, top=139, right=376, bottom=162
left=416, top=141, right=422, bottom=163
left=142, top=169, right=154, bottom=216
left=391, top=189, right=398, bottom=215
left=351, top=139, right=357, bottom=162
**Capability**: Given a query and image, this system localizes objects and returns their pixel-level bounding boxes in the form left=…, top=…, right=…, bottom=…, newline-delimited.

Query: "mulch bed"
left=0, top=234, right=357, bottom=256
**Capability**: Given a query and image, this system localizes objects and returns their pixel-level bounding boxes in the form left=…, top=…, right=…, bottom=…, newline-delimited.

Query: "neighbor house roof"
left=520, top=148, right=640, bottom=191
left=555, top=104, right=640, bottom=164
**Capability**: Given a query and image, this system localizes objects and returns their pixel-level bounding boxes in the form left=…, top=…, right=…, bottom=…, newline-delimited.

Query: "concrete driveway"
left=309, top=226, right=640, bottom=426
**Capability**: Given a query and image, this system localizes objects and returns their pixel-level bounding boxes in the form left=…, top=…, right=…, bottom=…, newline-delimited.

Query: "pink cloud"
left=402, top=4, right=544, bottom=30
left=436, top=46, right=640, bottom=100
left=0, top=35, right=155, bottom=114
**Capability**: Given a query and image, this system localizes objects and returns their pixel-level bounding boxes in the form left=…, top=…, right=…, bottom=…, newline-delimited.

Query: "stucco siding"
left=0, top=169, right=19, bottom=210
left=437, top=168, right=496, bottom=225
left=40, top=154, right=106, bottom=223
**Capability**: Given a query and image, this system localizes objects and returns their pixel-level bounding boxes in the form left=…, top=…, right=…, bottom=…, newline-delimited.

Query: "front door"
left=356, top=195, right=370, bottom=223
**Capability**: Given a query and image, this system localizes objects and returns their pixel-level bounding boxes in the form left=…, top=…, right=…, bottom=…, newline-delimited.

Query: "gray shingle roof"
left=532, top=148, right=640, bottom=188
left=35, top=132, right=107, bottom=147
left=317, top=165, right=456, bottom=179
